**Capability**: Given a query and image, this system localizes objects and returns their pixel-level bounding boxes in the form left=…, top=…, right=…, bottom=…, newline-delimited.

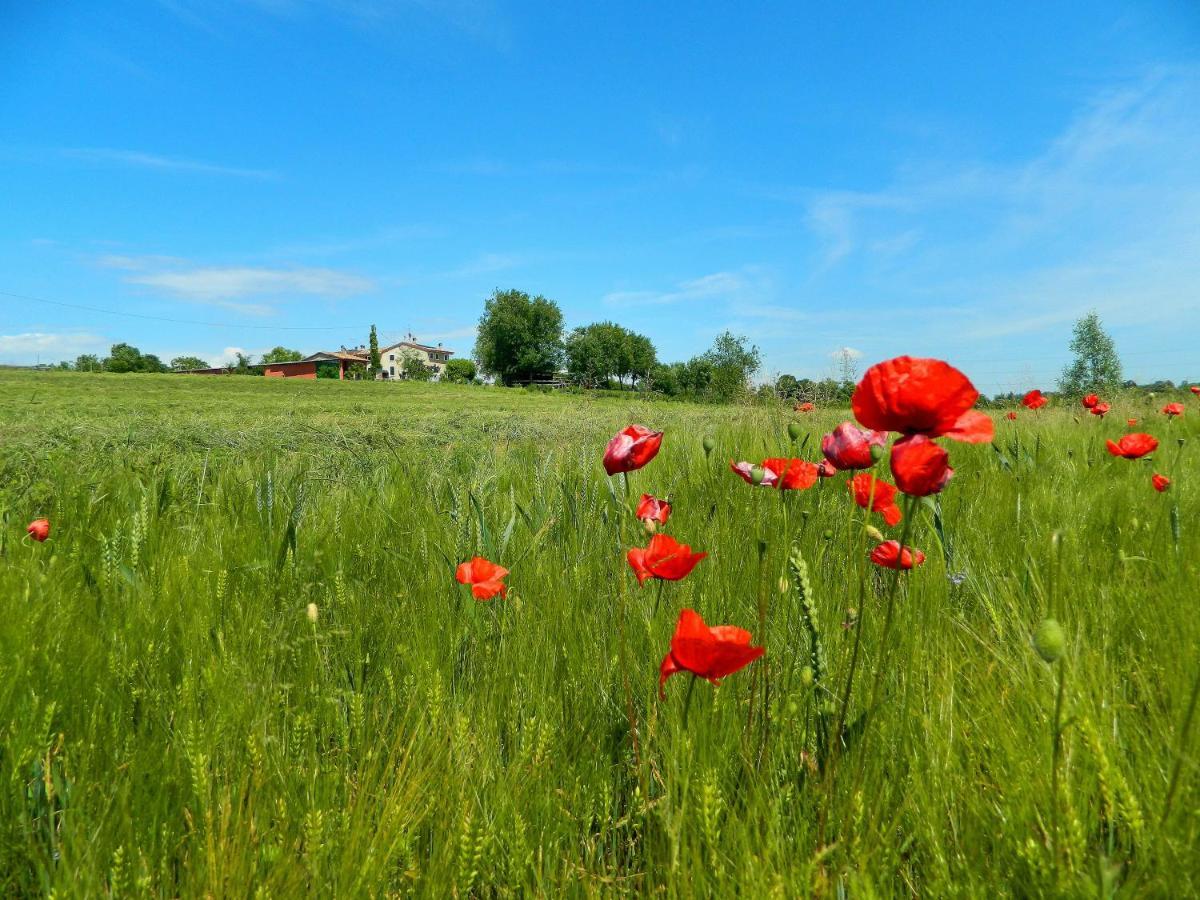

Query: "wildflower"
left=762, top=457, right=819, bottom=490
left=889, top=434, right=954, bottom=496
left=635, top=494, right=671, bottom=526
left=1082, top=394, right=1099, bottom=409
left=851, top=356, right=993, bottom=443
left=731, top=460, right=776, bottom=487
left=816, top=458, right=839, bottom=478
left=1090, top=402, right=1110, bottom=418
left=455, top=556, right=509, bottom=600
left=1106, top=433, right=1158, bottom=459
left=1192, top=386, right=1200, bottom=395
left=627, top=534, right=706, bottom=586
left=1152, top=473, right=1171, bottom=493
left=795, top=402, right=815, bottom=413
left=603, top=425, right=663, bottom=476
left=1006, top=411, right=1017, bottom=420
left=869, top=540, right=925, bottom=570
left=26, top=519, right=50, bottom=542
left=1163, top=402, right=1184, bottom=418
left=1022, top=389, right=1047, bottom=410
left=821, top=422, right=888, bottom=471
left=848, top=473, right=902, bottom=526
left=1127, top=418, right=1138, bottom=427
left=658, top=608, right=764, bottom=698
left=948, top=571, right=968, bottom=586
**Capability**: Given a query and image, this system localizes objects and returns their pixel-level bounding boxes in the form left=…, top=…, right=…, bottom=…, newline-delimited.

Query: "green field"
left=1, top=370, right=1197, bottom=897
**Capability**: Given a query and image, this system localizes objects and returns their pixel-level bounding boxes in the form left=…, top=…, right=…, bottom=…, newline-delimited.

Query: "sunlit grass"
left=1, top=370, right=1197, bottom=896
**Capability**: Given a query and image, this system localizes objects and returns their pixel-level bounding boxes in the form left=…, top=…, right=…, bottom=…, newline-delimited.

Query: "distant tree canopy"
left=170, top=355, right=210, bottom=371
left=1059, top=312, right=1123, bottom=396
left=103, top=343, right=167, bottom=374
left=474, top=289, right=565, bottom=385
left=648, top=331, right=761, bottom=402
left=443, top=357, right=477, bottom=383
left=401, top=353, right=433, bottom=381
left=74, top=353, right=103, bottom=372
left=260, top=346, right=304, bottom=364
left=565, top=321, right=657, bottom=387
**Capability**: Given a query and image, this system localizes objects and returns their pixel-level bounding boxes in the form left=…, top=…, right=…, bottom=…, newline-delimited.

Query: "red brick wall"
left=264, top=362, right=317, bottom=379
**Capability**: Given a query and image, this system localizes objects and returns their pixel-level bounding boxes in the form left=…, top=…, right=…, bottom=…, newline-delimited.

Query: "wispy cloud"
left=603, top=269, right=769, bottom=307
left=61, top=147, right=277, bottom=179
left=126, top=265, right=375, bottom=301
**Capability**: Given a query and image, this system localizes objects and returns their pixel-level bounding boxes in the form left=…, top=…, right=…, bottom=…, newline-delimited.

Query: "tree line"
left=474, top=288, right=762, bottom=402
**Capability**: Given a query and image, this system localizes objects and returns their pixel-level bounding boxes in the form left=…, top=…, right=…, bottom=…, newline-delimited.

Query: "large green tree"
left=260, top=346, right=303, bottom=364
left=104, top=343, right=144, bottom=373
left=703, top=331, right=761, bottom=402
left=1059, top=311, right=1123, bottom=395
left=474, top=289, right=564, bottom=385
left=74, top=353, right=103, bottom=372
left=565, top=322, right=658, bottom=387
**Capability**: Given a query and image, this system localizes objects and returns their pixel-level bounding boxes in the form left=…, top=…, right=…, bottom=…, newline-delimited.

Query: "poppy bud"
left=750, top=465, right=766, bottom=485
left=822, top=529, right=833, bottom=541
left=800, top=666, right=814, bottom=687
left=788, top=422, right=802, bottom=441
left=1033, top=619, right=1065, bottom=663
left=306, top=602, right=319, bottom=623
left=870, top=443, right=886, bottom=463
left=702, top=435, right=715, bottom=454
left=778, top=576, right=789, bottom=594
left=865, top=525, right=885, bottom=543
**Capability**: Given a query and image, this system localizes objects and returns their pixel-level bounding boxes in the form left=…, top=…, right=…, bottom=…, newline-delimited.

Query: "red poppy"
left=455, top=556, right=509, bottom=600
left=1162, top=402, right=1184, bottom=417
left=1106, top=433, right=1158, bottom=459
left=889, top=435, right=954, bottom=496
left=635, top=494, right=671, bottom=525
left=627, top=534, right=707, bottom=586
left=816, top=458, right=839, bottom=478
left=762, top=457, right=819, bottom=490
left=1090, top=402, right=1110, bottom=418
left=795, top=402, right=815, bottom=413
left=1082, top=394, right=1099, bottom=409
left=848, top=473, right=902, bottom=526
left=658, top=608, right=764, bottom=698
left=730, top=460, right=776, bottom=487
left=870, top=540, right=926, bottom=570
left=1192, top=386, right=1200, bottom=395
left=1152, top=473, right=1171, bottom=493
left=821, top=422, right=888, bottom=471
left=1006, top=411, right=1017, bottom=420
left=1022, top=389, right=1047, bottom=410
left=1126, top=418, right=1138, bottom=427
left=603, top=425, right=664, bottom=476
left=851, top=356, right=993, bottom=443
left=26, top=519, right=50, bottom=542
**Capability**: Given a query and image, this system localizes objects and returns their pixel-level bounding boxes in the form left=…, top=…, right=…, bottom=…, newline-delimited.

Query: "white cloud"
left=125, top=265, right=375, bottom=300
left=61, top=148, right=277, bottom=179
left=0, top=332, right=108, bottom=364
left=603, top=270, right=763, bottom=307
left=829, top=346, right=862, bottom=360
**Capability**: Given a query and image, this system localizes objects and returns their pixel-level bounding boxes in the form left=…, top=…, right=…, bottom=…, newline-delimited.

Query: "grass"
left=0, top=369, right=1197, bottom=897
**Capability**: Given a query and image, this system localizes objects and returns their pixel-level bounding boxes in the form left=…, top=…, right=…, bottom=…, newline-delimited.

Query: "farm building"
left=378, top=337, right=455, bottom=380
left=262, top=351, right=369, bottom=380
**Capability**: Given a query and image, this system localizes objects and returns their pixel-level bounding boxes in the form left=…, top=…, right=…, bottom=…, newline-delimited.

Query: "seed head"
left=306, top=603, right=319, bottom=624
left=1033, top=618, right=1065, bottom=663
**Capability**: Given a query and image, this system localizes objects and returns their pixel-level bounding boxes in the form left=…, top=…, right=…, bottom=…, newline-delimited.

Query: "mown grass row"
left=0, top=370, right=1197, bottom=896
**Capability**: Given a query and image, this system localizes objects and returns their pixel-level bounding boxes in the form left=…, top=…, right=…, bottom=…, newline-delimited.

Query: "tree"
left=138, top=353, right=168, bottom=373
left=260, top=346, right=303, bottom=364
left=565, top=322, right=657, bottom=387
left=104, top=343, right=144, bottom=374
left=401, top=354, right=433, bottom=381
left=443, top=357, right=477, bottom=383
left=75, top=354, right=103, bottom=372
left=346, top=362, right=368, bottom=380
left=170, top=356, right=210, bottom=371
left=775, top=374, right=801, bottom=399
left=703, top=331, right=760, bottom=402
left=474, top=289, right=564, bottom=385
left=368, top=325, right=381, bottom=374
left=1059, top=312, right=1123, bottom=395
left=233, top=352, right=256, bottom=374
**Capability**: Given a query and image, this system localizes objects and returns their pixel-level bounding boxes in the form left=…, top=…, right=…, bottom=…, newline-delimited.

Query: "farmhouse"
left=262, top=351, right=369, bottom=379
left=378, top=336, right=455, bottom=380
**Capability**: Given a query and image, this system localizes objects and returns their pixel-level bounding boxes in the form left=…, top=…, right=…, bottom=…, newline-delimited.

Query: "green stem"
left=682, top=675, right=698, bottom=729
left=1050, top=659, right=1067, bottom=877
left=1162, top=656, right=1200, bottom=825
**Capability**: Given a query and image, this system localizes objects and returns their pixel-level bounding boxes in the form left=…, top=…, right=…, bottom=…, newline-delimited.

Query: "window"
left=390, top=365, right=395, bottom=376
left=389, top=354, right=394, bottom=361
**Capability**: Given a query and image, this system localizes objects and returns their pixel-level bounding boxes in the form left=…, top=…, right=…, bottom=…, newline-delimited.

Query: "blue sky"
left=2, top=1, right=1198, bottom=392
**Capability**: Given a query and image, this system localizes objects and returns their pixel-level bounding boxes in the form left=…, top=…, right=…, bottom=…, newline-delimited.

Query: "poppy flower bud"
left=800, top=666, right=814, bottom=687
left=26, top=519, right=50, bottom=543
left=306, top=602, right=319, bottom=623
left=750, top=465, right=766, bottom=485
left=870, top=443, right=886, bottom=463
left=788, top=422, right=803, bottom=441
left=1033, top=619, right=1065, bottom=663
left=865, top=525, right=885, bottom=543
left=822, top=529, right=833, bottom=541
left=702, top=435, right=715, bottom=454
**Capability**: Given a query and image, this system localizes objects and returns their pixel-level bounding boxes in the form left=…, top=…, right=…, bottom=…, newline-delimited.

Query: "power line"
left=2, top=289, right=365, bottom=331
